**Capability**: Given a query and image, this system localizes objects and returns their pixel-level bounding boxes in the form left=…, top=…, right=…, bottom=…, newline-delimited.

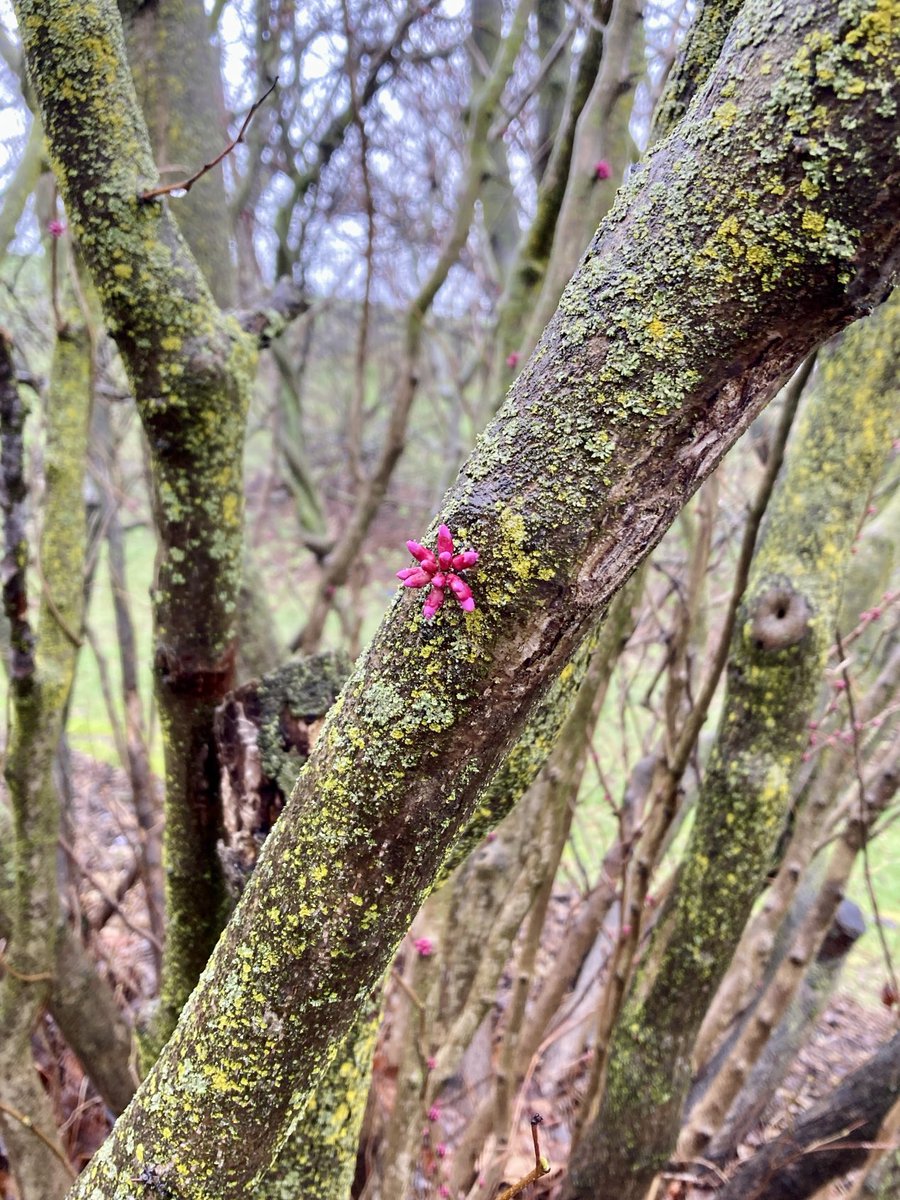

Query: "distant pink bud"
left=506, top=352, right=519, bottom=368
left=868, top=505, right=877, bottom=515
left=593, top=159, right=611, bottom=180
left=452, top=550, right=479, bottom=569
left=414, top=936, right=435, bottom=957
left=436, top=1143, right=448, bottom=1158
left=621, top=924, right=632, bottom=937
left=428, top=1105, right=441, bottom=1121
left=427, top=1055, right=437, bottom=1070
left=833, top=679, right=847, bottom=691
left=47, top=218, right=66, bottom=238
left=439, top=1186, right=451, bottom=1197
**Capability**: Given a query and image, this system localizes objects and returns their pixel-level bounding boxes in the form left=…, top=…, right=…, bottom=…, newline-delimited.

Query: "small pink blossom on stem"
left=414, top=936, right=435, bottom=957
left=428, top=1105, right=441, bottom=1122
left=397, top=524, right=479, bottom=619
left=593, top=159, right=611, bottom=180
left=506, top=351, right=520, bottom=368
left=47, top=218, right=67, bottom=238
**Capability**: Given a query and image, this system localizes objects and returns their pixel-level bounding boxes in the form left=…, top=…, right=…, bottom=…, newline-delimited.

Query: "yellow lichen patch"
left=802, top=210, right=826, bottom=236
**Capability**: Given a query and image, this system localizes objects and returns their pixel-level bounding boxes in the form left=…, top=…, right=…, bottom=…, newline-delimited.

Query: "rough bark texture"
left=14, top=0, right=900, bottom=1192
left=713, top=1031, right=900, bottom=1200
left=651, top=0, right=746, bottom=138
left=564, top=293, right=900, bottom=1199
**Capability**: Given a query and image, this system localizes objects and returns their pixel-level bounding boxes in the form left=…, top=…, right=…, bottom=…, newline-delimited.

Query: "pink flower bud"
left=436, top=1143, right=448, bottom=1158
left=426, top=1055, right=437, bottom=1070
left=407, top=540, right=438, bottom=568
left=452, top=550, right=479, bottom=569
left=593, top=159, right=611, bottom=180
left=506, top=352, right=519, bottom=369
left=437, top=525, right=454, bottom=557
left=438, top=551, right=453, bottom=570
left=447, top=575, right=475, bottom=611
left=423, top=588, right=445, bottom=619
left=428, top=1105, right=441, bottom=1121
left=414, top=936, right=435, bottom=957
left=439, top=1185, right=451, bottom=1197
left=396, top=567, right=418, bottom=580
left=403, top=568, right=433, bottom=588
left=47, top=218, right=66, bottom=238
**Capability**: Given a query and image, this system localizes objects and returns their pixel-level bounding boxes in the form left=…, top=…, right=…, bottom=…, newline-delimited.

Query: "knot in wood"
left=750, top=585, right=810, bottom=651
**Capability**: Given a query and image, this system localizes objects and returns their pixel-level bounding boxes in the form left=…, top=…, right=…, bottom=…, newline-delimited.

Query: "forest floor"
left=0, top=750, right=895, bottom=1200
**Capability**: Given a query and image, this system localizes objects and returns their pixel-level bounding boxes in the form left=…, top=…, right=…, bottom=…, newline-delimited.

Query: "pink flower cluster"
left=47, top=219, right=67, bottom=238
left=398, top=525, right=478, bottom=619
left=593, top=159, right=611, bottom=180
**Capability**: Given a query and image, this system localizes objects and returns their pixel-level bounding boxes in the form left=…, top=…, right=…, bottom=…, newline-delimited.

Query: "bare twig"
left=0, top=1099, right=76, bottom=1178
left=139, top=78, right=278, bottom=202
left=0, top=949, right=54, bottom=984
left=836, top=630, right=900, bottom=1006
left=494, top=1115, right=551, bottom=1200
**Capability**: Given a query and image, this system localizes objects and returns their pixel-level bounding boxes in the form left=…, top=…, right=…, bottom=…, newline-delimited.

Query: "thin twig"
left=139, top=78, right=278, bottom=202
left=59, top=837, right=162, bottom=953
left=494, top=1115, right=551, bottom=1200
left=836, top=632, right=900, bottom=1006
left=0, top=949, right=54, bottom=984
left=0, top=1099, right=76, bottom=1178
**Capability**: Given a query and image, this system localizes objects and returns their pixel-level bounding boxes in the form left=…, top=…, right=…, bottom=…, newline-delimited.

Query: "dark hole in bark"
left=751, top=584, right=811, bottom=651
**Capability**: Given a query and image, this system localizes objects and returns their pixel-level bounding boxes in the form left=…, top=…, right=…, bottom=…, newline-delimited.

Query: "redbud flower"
left=47, top=219, right=66, bottom=238
left=428, top=1105, right=441, bottom=1122
left=397, top=525, right=478, bottom=619
left=506, top=351, right=519, bottom=368
left=439, top=1186, right=451, bottom=1197
left=593, top=159, right=611, bottom=180
left=414, top=936, right=435, bottom=958
left=436, top=1143, right=448, bottom=1158
left=427, top=1055, right=437, bottom=1070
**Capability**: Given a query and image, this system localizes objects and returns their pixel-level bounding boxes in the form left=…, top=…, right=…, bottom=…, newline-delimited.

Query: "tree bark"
left=14, top=0, right=900, bottom=1192
left=713, top=1031, right=900, bottom=1200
